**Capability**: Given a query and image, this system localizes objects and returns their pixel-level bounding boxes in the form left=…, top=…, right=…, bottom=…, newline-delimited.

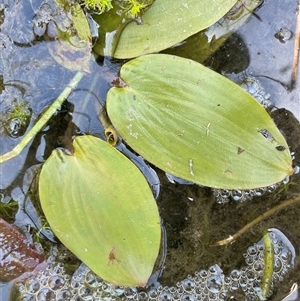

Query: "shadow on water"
left=1, top=0, right=300, bottom=300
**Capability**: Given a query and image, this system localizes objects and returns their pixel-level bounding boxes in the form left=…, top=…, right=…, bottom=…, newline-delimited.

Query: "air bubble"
left=253, top=261, right=263, bottom=272
left=230, top=269, right=241, bottom=281
left=182, top=279, right=195, bottom=292
left=245, top=256, right=254, bottom=265
left=274, top=27, right=293, bottom=43
left=254, top=188, right=266, bottom=197
left=274, top=258, right=283, bottom=273
left=239, top=76, right=273, bottom=108
left=243, top=190, right=253, bottom=199
left=138, top=291, right=149, bottom=301
left=220, top=190, right=230, bottom=198
left=231, top=190, right=243, bottom=201
left=246, top=270, right=255, bottom=281
left=280, top=248, right=292, bottom=262
left=25, top=277, right=41, bottom=294
left=218, top=292, right=228, bottom=300
left=258, top=251, right=264, bottom=261
left=256, top=243, right=264, bottom=252
left=206, top=275, right=223, bottom=293
left=71, top=280, right=80, bottom=289
left=181, top=293, right=195, bottom=301
left=101, top=282, right=114, bottom=294
left=269, top=232, right=278, bottom=243
left=48, top=275, right=65, bottom=290
left=283, top=176, right=290, bottom=185
left=57, top=289, right=72, bottom=301
left=149, top=288, right=159, bottom=299
left=172, top=292, right=181, bottom=300
left=266, top=184, right=277, bottom=193
left=159, top=291, right=172, bottom=301
left=199, top=270, right=208, bottom=278
left=84, top=272, right=100, bottom=287
left=78, top=286, right=93, bottom=299
left=39, top=277, right=48, bottom=287
left=114, top=286, right=125, bottom=296
left=208, top=265, right=220, bottom=275
left=247, top=246, right=257, bottom=256
left=246, top=292, right=257, bottom=301
left=53, top=263, right=64, bottom=274
left=36, top=287, right=56, bottom=300
left=223, top=276, right=231, bottom=291
left=231, top=280, right=239, bottom=291
left=239, top=277, right=248, bottom=289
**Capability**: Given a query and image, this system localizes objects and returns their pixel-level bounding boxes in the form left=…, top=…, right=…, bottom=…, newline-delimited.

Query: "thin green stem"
left=0, top=71, right=85, bottom=164
left=259, top=232, right=274, bottom=300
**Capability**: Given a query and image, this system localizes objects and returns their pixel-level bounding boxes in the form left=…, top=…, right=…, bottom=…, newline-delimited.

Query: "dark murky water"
left=1, top=0, right=300, bottom=300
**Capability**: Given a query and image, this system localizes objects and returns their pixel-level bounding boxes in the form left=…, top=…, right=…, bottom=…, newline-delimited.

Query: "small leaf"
left=93, top=0, right=237, bottom=58
left=106, top=54, right=293, bottom=189
left=39, top=135, right=161, bottom=287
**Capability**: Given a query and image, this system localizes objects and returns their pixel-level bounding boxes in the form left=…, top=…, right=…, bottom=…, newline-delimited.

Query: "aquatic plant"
left=39, top=135, right=161, bottom=287
left=93, top=0, right=238, bottom=58
left=0, top=0, right=297, bottom=294
left=81, top=0, right=113, bottom=13
left=117, top=0, right=155, bottom=17
left=0, top=200, right=18, bottom=221
left=4, top=100, right=32, bottom=138
left=35, top=53, right=293, bottom=288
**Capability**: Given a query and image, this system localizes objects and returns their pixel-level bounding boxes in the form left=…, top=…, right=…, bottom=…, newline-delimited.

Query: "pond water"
left=1, top=0, right=300, bottom=301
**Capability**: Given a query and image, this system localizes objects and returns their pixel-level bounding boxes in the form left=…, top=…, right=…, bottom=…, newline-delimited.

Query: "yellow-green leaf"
left=102, top=0, right=236, bottom=58
left=106, top=54, right=293, bottom=189
left=39, top=135, right=161, bottom=287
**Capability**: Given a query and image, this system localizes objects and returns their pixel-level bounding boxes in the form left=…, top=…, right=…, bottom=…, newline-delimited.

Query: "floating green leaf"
left=93, top=0, right=237, bottom=58
left=106, top=54, right=293, bottom=189
left=39, top=135, right=161, bottom=287
left=163, top=0, right=261, bottom=64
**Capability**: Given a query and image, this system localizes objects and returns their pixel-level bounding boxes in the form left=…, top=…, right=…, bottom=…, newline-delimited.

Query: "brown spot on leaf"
left=108, top=247, right=121, bottom=265
left=237, top=147, right=245, bottom=155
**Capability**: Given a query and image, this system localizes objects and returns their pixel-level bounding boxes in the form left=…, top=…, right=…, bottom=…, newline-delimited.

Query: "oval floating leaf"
left=93, top=0, right=237, bottom=58
left=39, top=135, right=161, bottom=287
left=106, top=54, right=293, bottom=189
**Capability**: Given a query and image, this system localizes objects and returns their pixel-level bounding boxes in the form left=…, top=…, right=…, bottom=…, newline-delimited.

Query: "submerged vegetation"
left=3, top=100, right=32, bottom=138
left=81, top=0, right=113, bottom=12
left=79, top=0, right=154, bottom=16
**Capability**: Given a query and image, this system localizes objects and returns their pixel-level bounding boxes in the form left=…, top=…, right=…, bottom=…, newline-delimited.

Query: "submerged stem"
left=0, top=71, right=85, bottom=164
left=210, top=194, right=300, bottom=247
